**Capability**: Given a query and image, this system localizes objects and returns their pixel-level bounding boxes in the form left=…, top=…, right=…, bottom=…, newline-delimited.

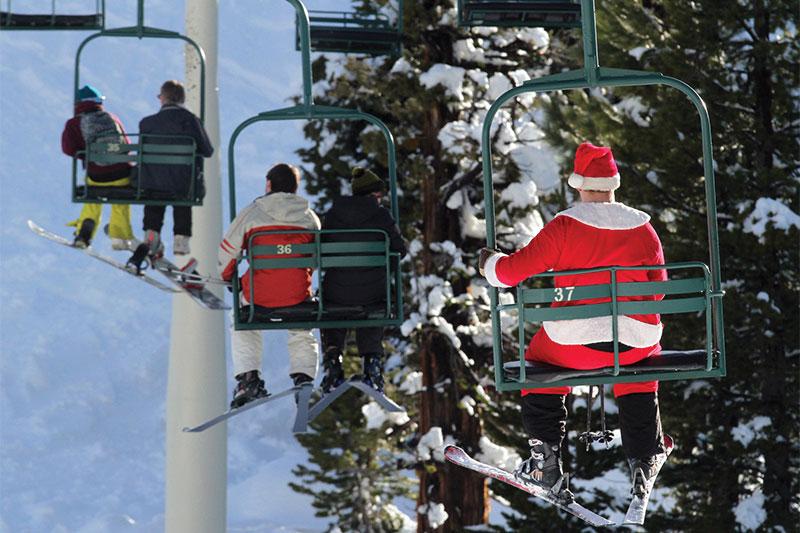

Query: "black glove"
left=478, top=247, right=500, bottom=276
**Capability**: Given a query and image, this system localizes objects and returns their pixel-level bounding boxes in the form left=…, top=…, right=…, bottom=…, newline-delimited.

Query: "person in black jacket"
left=320, top=167, right=407, bottom=393
left=138, top=80, right=213, bottom=256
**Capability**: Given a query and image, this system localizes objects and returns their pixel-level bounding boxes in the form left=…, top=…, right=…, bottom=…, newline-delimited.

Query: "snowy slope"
left=0, top=1, right=356, bottom=531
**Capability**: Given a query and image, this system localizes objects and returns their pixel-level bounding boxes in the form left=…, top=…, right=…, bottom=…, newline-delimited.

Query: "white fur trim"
left=484, top=253, right=511, bottom=288
left=556, top=202, right=650, bottom=230
left=568, top=172, right=620, bottom=191
left=543, top=315, right=663, bottom=348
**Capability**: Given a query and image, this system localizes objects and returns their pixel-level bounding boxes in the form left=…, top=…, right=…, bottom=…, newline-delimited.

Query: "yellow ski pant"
left=67, top=176, right=135, bottom=240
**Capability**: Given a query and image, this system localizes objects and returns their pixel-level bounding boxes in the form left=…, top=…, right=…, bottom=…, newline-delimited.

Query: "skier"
left=479, top=142, right=672, bottom=501
left=61, top=84, right=138, bottom=250
left=137, top=80, right=213, bottom=257
left=318, top=167, right=407, bottom=394
left=218, top=163, right=320, bottom=408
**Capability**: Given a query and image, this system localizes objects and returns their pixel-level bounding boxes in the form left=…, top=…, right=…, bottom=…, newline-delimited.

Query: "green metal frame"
left=482, top=0, right=726, bottom=389
left=71, top=133, right=202, bottom=205
left=71, top=0, right=206, bottom=206
left=298, top=0, right=403, bottom=56
left=1, top=0, right=105, bottom=30
left=234, top=229, right=403, bottom=330
left=457, top=0, right=582, bottom=29
left=226, top=0, right=404, bottom=331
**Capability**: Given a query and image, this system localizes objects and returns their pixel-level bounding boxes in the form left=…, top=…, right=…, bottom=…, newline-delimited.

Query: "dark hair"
left=160, top=80, right=185, bottom=104
left=267, top=164, right=300, bottom=193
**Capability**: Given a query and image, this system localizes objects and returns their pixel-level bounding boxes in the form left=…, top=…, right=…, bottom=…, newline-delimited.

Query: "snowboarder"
left=137, top=80, right=213, bottom=257
left=479, top=142, right=672, bottom=500
left=318, top=167, right=407, bottom=394
left=61, top=84, right=138, bottom=250
left=218, top=163, right=320, bottom=408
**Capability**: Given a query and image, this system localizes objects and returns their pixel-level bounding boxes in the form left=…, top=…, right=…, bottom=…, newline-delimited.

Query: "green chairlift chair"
left=228, top=0, right=404, bottom=331
left=458, top=0, right=581, bottom=28
left=479, top=0, right=726, bottom=392
left=1, top=0, right=104, bottom=30
left=71, top=0, right=207, bottom=206
left=297, top=0, right=403, bottom=56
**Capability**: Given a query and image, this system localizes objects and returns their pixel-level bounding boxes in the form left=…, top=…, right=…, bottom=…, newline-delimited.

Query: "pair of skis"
left=182, top=376, right=405, bottom=434
left=28, top=220, right=227, bottom=310
left=444, top=438, right=673, bottom=528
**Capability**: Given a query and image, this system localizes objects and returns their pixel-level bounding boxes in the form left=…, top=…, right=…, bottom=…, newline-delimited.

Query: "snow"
left=613, top=96, right=651, bottom=127
left=515, top=27, right=550, bottom=49
left=418, top=501, right=449, bottom=529
left=458, top=395, right=477, bottom=416
left=390, top=57, right=415, bottom=76
left=419, top=63, right=467, bottom=101
left=476, top=435, right=521, bottom=472
left=731, top=416, right=772, bottom=447
left=398, top=371, right=423, bottom=395
left=500, top=179, right=539, bottom=209
left=734, top=489, right=767, bottom=531
left=362, top=401, right=411, bottom=430
left=417, top=427, right=445, bottom=461
left=454, top=39, right=486, bottom=63
left=628, top=46, right=650, bottom=60
left=487, top=72, right=513, bottom=100
left=742, top=197, right=800, bottom=241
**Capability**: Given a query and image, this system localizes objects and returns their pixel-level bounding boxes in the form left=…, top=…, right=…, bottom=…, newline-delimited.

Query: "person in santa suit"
left=479, top=142, right=672, bottom=500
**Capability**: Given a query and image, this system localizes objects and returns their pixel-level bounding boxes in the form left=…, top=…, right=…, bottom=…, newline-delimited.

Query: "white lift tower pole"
left=165, top=1, right=227, bottom=531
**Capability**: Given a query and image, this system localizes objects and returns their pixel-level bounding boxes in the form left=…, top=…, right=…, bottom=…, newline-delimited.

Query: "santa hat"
left=567, top=142, right=620, bottom=191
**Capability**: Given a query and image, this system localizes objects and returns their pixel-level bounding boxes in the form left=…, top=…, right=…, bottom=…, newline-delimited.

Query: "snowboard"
left=152, top=257, right=229, bottom=310
left=623, top=434, right=674, bottom=525
left=183, top=383, right=314, bottom=434
left=444, top=445, right=616, bottom=528
left=28, top=219, right=179, bottom=293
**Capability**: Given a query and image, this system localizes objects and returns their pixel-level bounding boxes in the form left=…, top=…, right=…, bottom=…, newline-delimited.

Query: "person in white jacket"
left=218, top=163, right=320, bottom=408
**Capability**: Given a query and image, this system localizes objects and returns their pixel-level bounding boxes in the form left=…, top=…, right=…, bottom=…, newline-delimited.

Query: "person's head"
left=266, top=163, right=300, bottom=194
left=351, top=167, right=386, bottom=199
left=159, top=80, right=186, bottom=105
left=567, top=142, right=619, bottom=202
left=77, top=84, right=105, bottom=104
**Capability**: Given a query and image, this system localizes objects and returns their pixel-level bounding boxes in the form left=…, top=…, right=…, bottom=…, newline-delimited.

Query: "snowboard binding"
left=126, top=243, right=153, bottom=275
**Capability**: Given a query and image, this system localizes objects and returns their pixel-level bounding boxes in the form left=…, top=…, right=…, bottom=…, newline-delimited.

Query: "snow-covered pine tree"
left=290, top=0, right=566, bottom=529
left=534, top=1, right=798, bottom=530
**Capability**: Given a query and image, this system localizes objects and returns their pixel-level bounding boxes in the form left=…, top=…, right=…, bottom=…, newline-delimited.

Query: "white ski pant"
left=231, top=320, right=319, bottom=379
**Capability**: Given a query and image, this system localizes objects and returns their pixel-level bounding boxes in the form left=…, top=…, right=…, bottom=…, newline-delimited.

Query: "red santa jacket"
left=218, top=193, right=321, bottom=308
left=61, top=101, right=132, bottom=182
left=484, top=202, right=666, bottom=356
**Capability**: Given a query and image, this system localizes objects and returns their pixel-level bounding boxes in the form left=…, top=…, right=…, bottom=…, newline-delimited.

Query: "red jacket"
left=484, top=202, right=666, bottom=368
left=61, top=101, right=132, bottom=182
left=219, top=193, right=321, bottom=308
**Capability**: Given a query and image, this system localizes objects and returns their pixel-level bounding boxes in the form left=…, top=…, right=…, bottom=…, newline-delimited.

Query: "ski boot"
left=320, top=349, right=345, bottom=394
left=230, top=370, right=269, bottom=409
left=290, top=373, right=314, bottom=404
left=362, top=353, right=384, bottom=393
left=73, top=219, right=95, bottom=248
left=514, top=438, right=574, bottom=503
left=628, top=434, right=673, bottom=498
left=127, top=230, right=164, bottom=274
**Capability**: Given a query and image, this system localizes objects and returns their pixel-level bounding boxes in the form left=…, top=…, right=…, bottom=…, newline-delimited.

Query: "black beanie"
left=351, top=167, right=386, bottom=196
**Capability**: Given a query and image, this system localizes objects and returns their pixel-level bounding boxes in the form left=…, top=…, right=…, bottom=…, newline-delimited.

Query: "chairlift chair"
left=298, top=0, right=403, bottom=56
left=458, top=0, right=581, bottom=29
left=70, top=0, right=207, bottom=206
left=1, top=0, right=104, bottom=31
left=478, top=0, right=726, bottom=391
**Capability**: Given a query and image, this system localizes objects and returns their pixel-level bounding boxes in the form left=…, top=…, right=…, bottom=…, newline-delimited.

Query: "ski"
left=444, top=445, right=616, bottom=528
left=623, top=435, right=675, bottom=525
left=152, top=256, right=229, bottom=310
left=307, top=376, right=406, bottom=422
left=183, top=384, right=313, bottom=433
left=28, top=219, right=179, bottom=293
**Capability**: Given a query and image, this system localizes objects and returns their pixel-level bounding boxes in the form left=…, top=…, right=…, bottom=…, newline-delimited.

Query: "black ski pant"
left=521, top=392, right=664, bottom=460
left=321, top=327, right=384, bottom=360
left=143, top=205, right=192, bottom=236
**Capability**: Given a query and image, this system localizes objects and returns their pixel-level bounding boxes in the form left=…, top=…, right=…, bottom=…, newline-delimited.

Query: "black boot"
left=291, top=373, right=313, bottom=387
left=73, top=219, right=95, bottom=248
left=628, top=434, right=673, bottom=498
left=230, top=370, right=268, bottom=409
left=362, top=353, right=384, bottom=393
left=514, top=438, right=573, bottom=502
left=320, top=349, right=345, bottom=393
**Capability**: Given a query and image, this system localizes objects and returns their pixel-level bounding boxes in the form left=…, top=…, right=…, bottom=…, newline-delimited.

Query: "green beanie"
left=351, top=167, right=386, bottom=196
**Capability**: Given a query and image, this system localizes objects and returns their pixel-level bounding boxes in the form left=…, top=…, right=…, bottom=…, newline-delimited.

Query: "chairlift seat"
left=299, top=9, right=402, bottom=56
left=459, top=0, right=581, bottom=28
left=0, top=11, right=103, bottom=30
left=240, top=301, right=390, bottom=323
left=74, top=185, right=193, bottom=203
left=503, top=349, right=709, bottom=384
